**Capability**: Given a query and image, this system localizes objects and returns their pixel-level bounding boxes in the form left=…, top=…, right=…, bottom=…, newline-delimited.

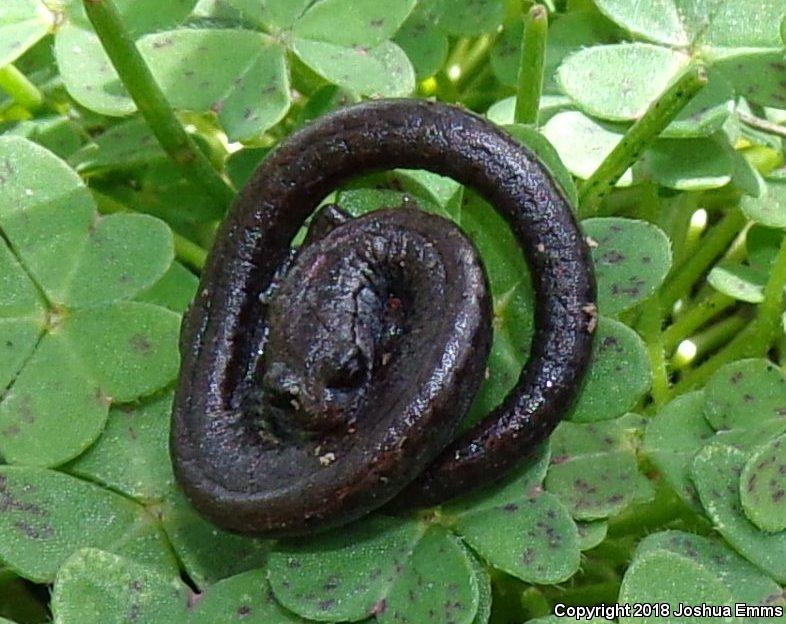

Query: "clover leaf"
left=703, top=358, right=786, bottom=432
left=692, top=444, right=786, bottom=583
left=620, top=530, right=785, bottom=622
left=739, top=433, right=786, bottom=533
left=0, top=466, right=176, bottom=583
left=38, top=0, right=417, bottom=140
left=545, top=414, right=653, bottom=520
left=643, top=391, right=715, bottom=511
left=588, top=0, right=786, bottom=109
left=0, top=137, right=176, bottom=467
left=566, top=318, right=651, bottom=423
left=52, top=549, right=302, bottom=624
left=583, top=217, right=672, bottom=315
left=269, top=517, right=483, bottom=624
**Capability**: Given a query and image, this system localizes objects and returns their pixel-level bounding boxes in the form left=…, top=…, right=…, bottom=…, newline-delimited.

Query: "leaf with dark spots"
left=704, top=358, right=786, bottom=432
left=546, top=415, right=653, bottom=520
left=583, top=218, right=671, bottom=315
left=455, top=490, right=580, bottom=584
left=740, top=433, right=786, bottom=532
left=567, top=318, right=651, bottom=423
left=269, top=517, right=482, bottom=623
left=692, top=444, right=786, bottom=583
left=0, top=467, right=176, bottom=583
left=643, top=391, right=715, bottom=511
left=52, top=549, right=300, bottom=624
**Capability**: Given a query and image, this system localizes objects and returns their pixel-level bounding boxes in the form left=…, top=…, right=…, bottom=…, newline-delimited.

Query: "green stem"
left=579, top=65, right=707, bottom=217
left=0, top=64, right=44, bottom=112
left=737, top=111, right=786, bottom=140
left=520, top=587, right=552, bottom=619
left=637, top=295, right=670, bottom=405
left=607, top=487, right=690, bottom=537
left=546, top=581, right=622, bottom=607
left=674, top=322, right=759, bottom=392
left=82, top=0, right=235, bottom=210
left=455, top=34, right=495, bottom=91
left=660, top=208, right=746, bottom=311
left=514, top=4, right=548, bottom=126
left=663, top=291, right=736, bottom=351
left=688, top=314, right=750, bottom=361
left=664, top=192, right=701, bottom=265
left=446, top=38, right=472, bottom=71
left=754, top=233, right=786, bottom=346
left=676, top=238, right=786, bottom=390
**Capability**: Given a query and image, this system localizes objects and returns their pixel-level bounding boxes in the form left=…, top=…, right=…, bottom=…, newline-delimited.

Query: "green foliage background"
left=0, top=0, right=785, bottom=622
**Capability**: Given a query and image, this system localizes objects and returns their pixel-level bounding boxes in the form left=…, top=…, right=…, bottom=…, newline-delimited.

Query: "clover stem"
left=682, top=314, right=750, bottom=364
left=659, top=208, right=746, bottom=311
left=754, top=233, right=786, bottom=347
left=171, top=235, right=208, bottom=271
left=664, top=192, right=702, bottom=265
left=446, top=38, right=472, bottom=71
left=514, top=4, right=548, bottom=126
left=637, top=295, right=670, bottom=405
left=737, top=110, right=786, bottom=140
left=607, top=487, right=692, bottom=538
left=545, top=581, right=622, bottom=607
left=0, top=64, right=45, bottom=112
left=82, top=0, right=235, bottom=211
left=662, top=291, right=736, bottom=351
left=674, top=322, right=760, bottom=392
left=675, top=240, right=786, bottom=391
left=579, top=65, right=707, bottom=217
left=455, top=34, right=496, bottom=91
left=520, top=587, right=552, bottom=619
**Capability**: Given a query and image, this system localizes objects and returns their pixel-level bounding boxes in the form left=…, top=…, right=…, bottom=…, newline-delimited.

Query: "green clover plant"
left=0, top=0, right=786, bottom=622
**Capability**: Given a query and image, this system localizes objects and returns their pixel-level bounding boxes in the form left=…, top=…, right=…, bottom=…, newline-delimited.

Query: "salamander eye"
left=324, top=352, right=369, bottom=392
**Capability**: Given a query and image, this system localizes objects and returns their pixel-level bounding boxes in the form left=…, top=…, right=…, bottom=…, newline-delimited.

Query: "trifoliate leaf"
left=742, top=178, right=786, bottom=229
left=51, top=548, right=188, bottom=624
left=135, top=262, right=198, bottom=315
left=0, top=0, right=52, bottom=67
left=433, top=0, right=505, bottom=36
left=541, top=111, right=631, bottom=185
left=293, top=0, right=416, bottom=48
left=138, top=29, right=291, bottom=142
left=394, top=3, right=448, bottom=79
left=708, top=262, right=767, bottom=303
left=159, top=490, right=270, bottom=589
left=454, top=490, right=581, bottom=584
left=67, top=393, right=176, bottom=504
left=635, top=137, right=734, bottom=191
left=0, top=332, right=109, bottom=467
left=269, top=515, right=424, bottom=622
left=61, top=302, right=180, bottom=403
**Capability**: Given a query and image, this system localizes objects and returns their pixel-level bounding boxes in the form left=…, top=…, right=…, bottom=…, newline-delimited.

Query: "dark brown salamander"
left=171, top=99, right=596, bottom=537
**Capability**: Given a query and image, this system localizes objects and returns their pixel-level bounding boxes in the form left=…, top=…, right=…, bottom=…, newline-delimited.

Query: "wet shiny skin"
left=171, top=99, right=597, bottom=536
